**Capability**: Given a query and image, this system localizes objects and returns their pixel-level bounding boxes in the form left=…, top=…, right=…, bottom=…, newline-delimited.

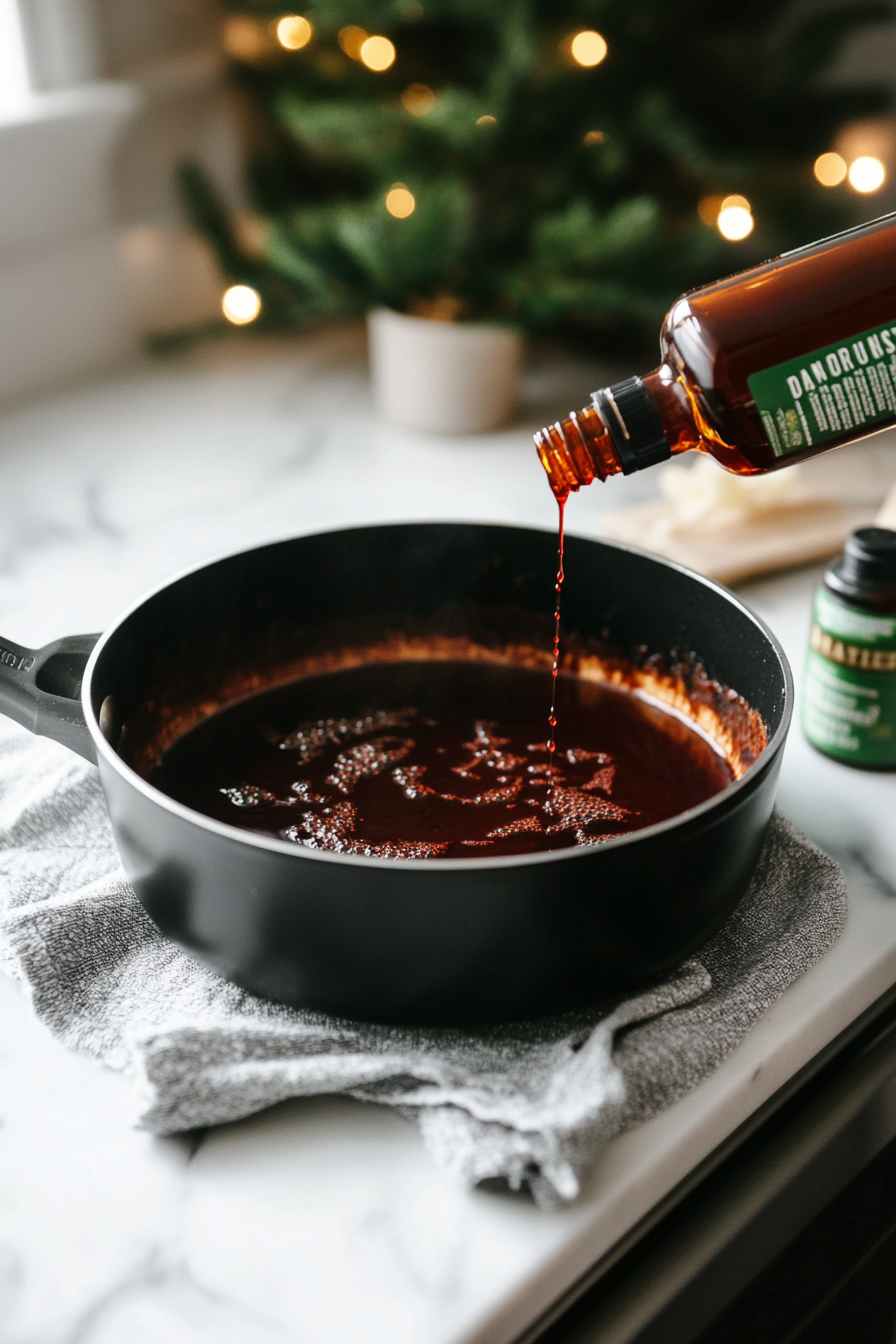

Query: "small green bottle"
left=802, top=527, right=896, bottom=768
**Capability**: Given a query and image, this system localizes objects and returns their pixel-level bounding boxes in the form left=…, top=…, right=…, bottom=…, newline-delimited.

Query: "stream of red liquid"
left=547, top=492, right=568, bottom=761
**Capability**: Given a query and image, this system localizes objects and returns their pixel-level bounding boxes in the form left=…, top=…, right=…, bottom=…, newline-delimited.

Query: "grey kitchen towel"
left=0, top=719, right=847, bottom=1206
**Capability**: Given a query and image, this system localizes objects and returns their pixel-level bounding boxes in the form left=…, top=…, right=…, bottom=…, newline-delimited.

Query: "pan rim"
left=82, top=520, right=794, bottom=872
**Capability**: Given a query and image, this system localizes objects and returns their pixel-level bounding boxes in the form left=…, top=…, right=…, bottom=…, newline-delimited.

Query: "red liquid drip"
left=547, top=492, right=568, bottom=761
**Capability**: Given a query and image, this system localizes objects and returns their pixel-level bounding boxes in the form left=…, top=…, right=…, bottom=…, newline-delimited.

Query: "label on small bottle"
left=802, top=586, right=896, bottom=766
left=748, top=319, right=896, bottom=457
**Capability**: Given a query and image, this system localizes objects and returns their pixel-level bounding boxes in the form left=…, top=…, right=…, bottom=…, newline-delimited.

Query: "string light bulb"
left=717, top=195, right=753, bottom=241
left=814, top=152, right=847, bottom=187
left=360, top=35, right=396, bottom=71
left=570, top=31, right=607, bottom=67
left=402, top=83, right=434, bottom=115
left=697, top=194, right=724, bottom=226
left=386, top=184, right=415, bottom=218
left=222, top=285, right=262, bottom=325
left=848, top=156, right=886, bottom=193
left=338, top=25, right=367, bottom=59
left=223, top=15, right=268, bottom=61
left=276, top=15, right=312, bottom=50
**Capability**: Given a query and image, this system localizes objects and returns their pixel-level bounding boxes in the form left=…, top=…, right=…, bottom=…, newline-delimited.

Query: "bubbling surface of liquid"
left=148, top=660, right=734, bottom=859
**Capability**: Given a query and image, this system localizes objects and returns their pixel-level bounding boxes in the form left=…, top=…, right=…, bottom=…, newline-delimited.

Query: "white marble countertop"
left=3, top=329, right=896, bottom=1344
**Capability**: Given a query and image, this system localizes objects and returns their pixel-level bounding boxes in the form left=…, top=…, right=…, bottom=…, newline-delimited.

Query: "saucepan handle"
left=0, top=633, right=100, bottom=763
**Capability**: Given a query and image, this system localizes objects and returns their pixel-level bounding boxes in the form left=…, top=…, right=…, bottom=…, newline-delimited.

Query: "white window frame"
left=0, top=0, right=32, bottom=115
left=0, top=0, right=140, bottom=400
left=0, top=2, right=232, bottom=403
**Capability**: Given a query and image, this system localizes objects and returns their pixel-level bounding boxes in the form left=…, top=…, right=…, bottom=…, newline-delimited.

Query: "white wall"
left=0, top=0, right=232, bottom=404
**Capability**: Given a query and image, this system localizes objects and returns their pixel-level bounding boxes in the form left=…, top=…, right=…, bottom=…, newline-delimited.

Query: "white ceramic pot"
left=368, top=307, right=523, bottom=434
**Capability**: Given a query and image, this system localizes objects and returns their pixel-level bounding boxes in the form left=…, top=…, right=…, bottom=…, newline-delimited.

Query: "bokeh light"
left=276, top=15, right=312, bottom=50
left=402, top=82, right=434, bottom=115
left=360, top=35, right=396, bottom=71
left=570, top=31, right=608, bottom=67
left=223, top=15, right=268, bottom=61
left=697, top=194, right=724, bottom=226
left=583, top=130, right=604, bottom=146
left=222, top=285, right=262, bottom=325
left=848, top=155, right=886, bottom=193
left=386, top=185, right=415, bottom=218
left=338, top=25, right=367, bottom=59
left=814, top=152, right=847, bottom=187
left=476, top=114, right=497, bottom=126
left=717, top=195, right=753, bottom=240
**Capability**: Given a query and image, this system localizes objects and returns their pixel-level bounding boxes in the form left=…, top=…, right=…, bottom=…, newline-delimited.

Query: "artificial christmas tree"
left=180, top=0, right=893, bottom=360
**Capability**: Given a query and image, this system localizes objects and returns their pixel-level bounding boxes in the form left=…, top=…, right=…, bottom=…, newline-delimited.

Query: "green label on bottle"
left=801, top=586, right=896, bottom=766
left=747, top=319, right=896, bottom=457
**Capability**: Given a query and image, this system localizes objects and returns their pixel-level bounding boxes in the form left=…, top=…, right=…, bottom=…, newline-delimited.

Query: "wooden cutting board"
left=599, top=500, right=878, bottom=584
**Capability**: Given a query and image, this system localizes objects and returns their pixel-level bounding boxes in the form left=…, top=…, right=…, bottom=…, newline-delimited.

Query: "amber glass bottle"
left=536, top=212, right=896, bottom=499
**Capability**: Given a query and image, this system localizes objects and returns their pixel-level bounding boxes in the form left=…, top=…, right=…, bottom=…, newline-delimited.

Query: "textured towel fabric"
left=0, top=720, right=847, bottom=1206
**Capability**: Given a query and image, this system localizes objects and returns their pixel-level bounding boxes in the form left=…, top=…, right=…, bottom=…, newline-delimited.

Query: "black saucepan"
left=0, top=523, right=792, bottom=1025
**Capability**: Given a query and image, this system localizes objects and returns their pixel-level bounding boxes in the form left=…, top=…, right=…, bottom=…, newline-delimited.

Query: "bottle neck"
left=535, top=366, right=699, bottom=499
left=534, top=403, right=620, bottom=499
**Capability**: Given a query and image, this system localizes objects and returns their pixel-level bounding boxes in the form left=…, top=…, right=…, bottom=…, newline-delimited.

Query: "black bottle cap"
left=825, top=527, right=896, bottom=611
left=591, top=376, right=671, bottom=475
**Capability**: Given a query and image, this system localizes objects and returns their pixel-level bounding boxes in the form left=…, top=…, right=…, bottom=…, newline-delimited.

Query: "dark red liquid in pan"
left=149, top=660, right=733, bottom=859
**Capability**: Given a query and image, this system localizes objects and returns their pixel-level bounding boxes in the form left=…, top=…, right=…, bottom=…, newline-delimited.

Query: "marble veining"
left=1, top=329, right=896, bottom=1343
